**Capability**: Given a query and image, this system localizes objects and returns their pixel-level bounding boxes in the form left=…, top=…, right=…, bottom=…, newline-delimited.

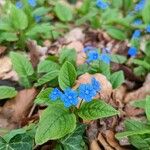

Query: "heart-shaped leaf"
left=0, top=134, right=33, bottom=150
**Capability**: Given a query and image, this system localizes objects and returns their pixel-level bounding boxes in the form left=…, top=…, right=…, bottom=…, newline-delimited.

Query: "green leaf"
left=145, top=96, right=150, bottom=121
left=25, top=23, right=52, bottom=38
left=59, top=48, right=77, bottom=65
left=122, top=120, right=150, bottom=149
left=109, top=54, right=127, bottom=64
left=34, top=88, right=52, bottom=105
left=76, top=10, right=97, bottom=25
left=0, top=32, right=18, bottom=42
left=132, top=59, right=150, bottom=70
left=110, top=71, right=124, bottom=89
left=112, top=0, right=123, bottom=9
left=106, top=27, right=126, bottom=40
left=35, top=70, right=59, bottom=87
left=123, top=0, right=133, bottom=12
left=54, top=3, right=73, bottom=22
left=10, top=52, right=34, bottom=77
left=32, top=7, right=50, bottom=16
left=10, top=5, right=28, bottom=30
left=0, top=86, right=17, bottom=100
left=115, top=129, right=150, bottom=139
left=58, top=61, right=77, bottom=90
left=57, top=124, right=86, bottom=150
left=0, top=134, right=33, bottom=150
left=3, top=128, right=26, bottom=142
left=78, top=100, right=119, bottom=120
left=134, top=66, right=146, bottom=76
left=132, top=99, right=146, bottom=109
left=79, top=0, right=91, bottom=14
left=37, top=60, right=60, bottom=73
left=35, top=105, right=76, bottom=145
left=142, top=1, right=150, bottom=24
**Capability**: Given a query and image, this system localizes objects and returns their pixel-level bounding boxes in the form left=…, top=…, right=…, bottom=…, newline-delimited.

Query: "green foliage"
left=0, top=134, right=33, bottom=150
left=116, top=96, right=150, bottom=149
left=0, top=1, right=69, bottom=49
left=78, top=100, right=119, bottom=120
left=35, top=70, right=59, bottom=87
left=142, top=1, right=150, bottom=24
left=59, top=48, right=77, bottom=66
left=110, top=71, right=125, bottom=89
left=55, top=124, right=87, bottom=150
left=54, top=3, right=73, bottom=22
left=109, top=54, right=127, bottom=64
left=37, top=60, right=60, bottom=73
left=58, top=61, right=77, bottom=90
left=10, top=5, right=28, bottom=30
left=145, top=96, right=150, bottom=121
left=34, top=88, right=52, bottom=105
left=106, top=27, right=127, bottom=40
left=0, top=86, right=17, bottom=100
left=35, top=104, right=76, bottom=145
left=10, top=52, right=34, bottom=88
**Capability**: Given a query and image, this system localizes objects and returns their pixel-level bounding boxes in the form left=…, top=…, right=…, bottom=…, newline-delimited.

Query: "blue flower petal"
left=128, top=47, right=137, bottom=57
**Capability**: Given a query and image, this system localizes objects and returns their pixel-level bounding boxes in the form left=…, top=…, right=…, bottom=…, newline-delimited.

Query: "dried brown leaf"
left=124, top=73, right=150, bottom=103
left=1, top=88, right=38, bottom=124
left=0, top=56, right=12, bottom=79
left=90, top=140, right=101, bottom=150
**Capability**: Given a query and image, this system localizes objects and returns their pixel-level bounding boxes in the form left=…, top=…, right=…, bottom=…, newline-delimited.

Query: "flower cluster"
left=49, top=77, right=101, bottom=107
left=84, top=46, right=111, bottom=64
left=128, top=0, right=147, bottom=57
left=134, top=0, right=145, bottom=12
left=96, top=0, right=109, bottom=10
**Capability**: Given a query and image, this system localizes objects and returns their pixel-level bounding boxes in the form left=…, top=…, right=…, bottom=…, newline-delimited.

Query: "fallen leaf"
left=0, top=46, right=7, bottom=55
left=0, top=56, right=12, bottom=79
left=98, top=133, right=114, bottom=150
left=90, top=140, right=101, bottom=150
left=2, top=70, right=19, bottom=81
left=104, top=130, right=127, bottom=150
left=1, top=88, right=38, bottom=125
left=124, top=73, right=150, bottom=103
left=65, top=28, right=85, bottom=42
left=65, top=41, right=86, bottom=65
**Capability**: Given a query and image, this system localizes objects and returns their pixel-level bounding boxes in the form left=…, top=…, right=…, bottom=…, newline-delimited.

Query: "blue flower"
left=132, top=30, right=141, bottom=39
left=28, top=0, right=36, bottom=7
left=83, top=46, right=97, bottom=53
left=35, top=16, right=42, bottom=23
left=79, top=84, right=96, bottom=102
left=61, top=88, right=78, bottom=107
left=96, top=0, right=109, bottom=10
left=87, top=51, right=99, bottom=63
left=128, top=47, right=137, bottom=57
left=134, top=0, right=145, bottom=11
left=49, top=88, right=62, bottom=101
left=99, top=53, right=111, bottom=64
left=91, top=77, right=101, bottom=92
left=16, top=1, right=23, bottom=9
left=133, top=19, right=143, bottom=25
left=146, top=25, right=150, bottom=33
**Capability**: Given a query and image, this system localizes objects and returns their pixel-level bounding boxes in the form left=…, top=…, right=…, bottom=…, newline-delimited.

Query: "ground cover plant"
left=0, top=0, right=150, bottom=149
